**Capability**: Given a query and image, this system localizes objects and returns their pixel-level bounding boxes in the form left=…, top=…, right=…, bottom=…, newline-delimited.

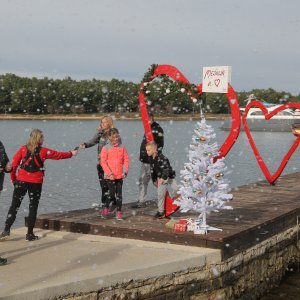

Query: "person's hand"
left=5, top=162, right=12, bottom=172
left=123, top=172, right=128, bottom=179
left=79, top=143, right=86, bottom=149
left=71, top=150, right=78, bottom=156
left=107, top=173, right=114, bottom=180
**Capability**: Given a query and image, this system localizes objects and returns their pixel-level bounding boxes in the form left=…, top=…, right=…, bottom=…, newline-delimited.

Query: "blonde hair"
left=145, top=141, right=157, bottom=149
left=26, top=129, right=43, bottom=154
left=97, top=115, right=114, bottom=130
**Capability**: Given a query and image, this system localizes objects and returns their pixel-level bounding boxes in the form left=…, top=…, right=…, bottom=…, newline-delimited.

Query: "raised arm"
left=80, top=132, right=101, bottom=148
left=42, top=147, right=73, bottom=160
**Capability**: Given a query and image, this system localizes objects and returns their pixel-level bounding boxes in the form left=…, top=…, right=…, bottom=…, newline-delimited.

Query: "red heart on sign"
left=214, top=79, right=220, bottom=87
left=242, top=100, right=300, bottom=184
left=139, top=64, right=241, bottom=216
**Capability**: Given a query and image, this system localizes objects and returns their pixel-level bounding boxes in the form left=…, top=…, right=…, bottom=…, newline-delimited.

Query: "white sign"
left=202, top=66, right=232, bottom=93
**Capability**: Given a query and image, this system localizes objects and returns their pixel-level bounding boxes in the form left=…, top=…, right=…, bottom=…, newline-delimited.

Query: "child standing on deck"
left=145, top=141, right=177, bottom=218
left=100, top=128, right=129, bottom=220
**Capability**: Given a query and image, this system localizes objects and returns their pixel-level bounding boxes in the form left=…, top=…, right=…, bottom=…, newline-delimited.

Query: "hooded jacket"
left=139, top=121, right=164, bottom=163
left=100, top=141, right=130, bottom=180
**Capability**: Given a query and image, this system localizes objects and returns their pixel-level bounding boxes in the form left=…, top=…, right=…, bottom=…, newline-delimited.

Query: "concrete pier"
left=0, top=228, right=220, bottom=300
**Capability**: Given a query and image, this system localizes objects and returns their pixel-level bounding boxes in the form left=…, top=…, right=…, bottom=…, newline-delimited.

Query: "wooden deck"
left=31, top=172, right=300, bottom=260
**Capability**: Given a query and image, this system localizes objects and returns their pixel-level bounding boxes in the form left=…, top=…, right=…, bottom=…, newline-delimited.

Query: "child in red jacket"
left=100, top=128, right=129, bottom=220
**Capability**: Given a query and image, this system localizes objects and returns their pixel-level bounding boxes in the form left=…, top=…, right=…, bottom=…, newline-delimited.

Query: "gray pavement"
left=0, top=227, right=221, bottom=300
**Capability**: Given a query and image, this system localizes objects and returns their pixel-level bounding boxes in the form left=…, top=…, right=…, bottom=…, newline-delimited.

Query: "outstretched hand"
left=79, top=143, right=86, bottom=149
left=71, top=150, right=78, bottom=156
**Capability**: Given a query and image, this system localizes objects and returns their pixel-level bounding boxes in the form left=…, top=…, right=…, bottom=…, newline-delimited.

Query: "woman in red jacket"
left=0, top=129, right=78, bottom=241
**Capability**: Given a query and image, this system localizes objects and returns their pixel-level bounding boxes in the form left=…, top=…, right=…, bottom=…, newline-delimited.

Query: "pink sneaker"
left=116, top=211, right=123, bottom=220
left=101, top=207, right=109, bottom=218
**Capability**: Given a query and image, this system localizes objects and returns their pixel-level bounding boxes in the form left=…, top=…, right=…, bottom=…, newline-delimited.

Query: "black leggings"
left=97, top=164, right=115, bottom=205
left=5, top=181, right=42, bottom=234
left=105, top=179, right=123, bottom=211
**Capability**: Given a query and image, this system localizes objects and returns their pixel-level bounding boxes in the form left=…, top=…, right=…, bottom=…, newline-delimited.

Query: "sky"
left=1, top=0, right=300, bottom=95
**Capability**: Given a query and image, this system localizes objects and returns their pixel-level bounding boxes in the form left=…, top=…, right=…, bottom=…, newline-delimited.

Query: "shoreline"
left=0, top=113, right=229, bottom=121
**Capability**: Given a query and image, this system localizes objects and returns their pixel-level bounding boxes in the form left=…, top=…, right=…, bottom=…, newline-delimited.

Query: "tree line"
left=0, top=73, right=299, bottom=115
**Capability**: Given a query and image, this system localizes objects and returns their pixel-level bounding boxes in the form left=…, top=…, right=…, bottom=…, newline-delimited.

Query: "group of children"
left=0, top=114, right=178, bottom=265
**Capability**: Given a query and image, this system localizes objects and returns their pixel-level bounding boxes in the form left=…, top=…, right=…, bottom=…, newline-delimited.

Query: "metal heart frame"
left=138, top=64, right=241, bottom=216
left=242, top=100, right=300, bottom=184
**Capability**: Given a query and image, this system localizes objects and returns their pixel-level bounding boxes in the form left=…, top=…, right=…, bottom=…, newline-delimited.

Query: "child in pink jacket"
left=100, top=128, right=129, bottom=220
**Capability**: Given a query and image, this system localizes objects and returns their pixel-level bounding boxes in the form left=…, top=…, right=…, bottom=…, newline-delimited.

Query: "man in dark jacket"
left=145, top=141, right=177, bottom=218
left=0, top=141, right=11, bottom=265
left=132, top=113, right=164, bottom=208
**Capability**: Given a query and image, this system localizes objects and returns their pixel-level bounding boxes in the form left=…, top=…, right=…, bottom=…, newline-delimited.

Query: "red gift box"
left=178, top=219, right=188, bottom=224
left=174, top=221, right=187, bottom=232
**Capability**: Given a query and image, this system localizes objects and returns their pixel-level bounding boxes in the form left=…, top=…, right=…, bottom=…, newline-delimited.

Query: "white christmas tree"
left=175, top=114, right=233, bottom=234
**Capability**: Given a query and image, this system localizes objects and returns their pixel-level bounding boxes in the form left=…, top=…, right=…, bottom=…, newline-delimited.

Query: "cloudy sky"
left=1, top=0, right=300, bottom=95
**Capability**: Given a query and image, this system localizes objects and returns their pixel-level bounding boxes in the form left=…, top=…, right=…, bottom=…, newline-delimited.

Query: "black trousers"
left=5, top=181, right=42, bottom=234
left=105, top=179, right=123, bottom=211
left=97, top=164, right=115, bottom=205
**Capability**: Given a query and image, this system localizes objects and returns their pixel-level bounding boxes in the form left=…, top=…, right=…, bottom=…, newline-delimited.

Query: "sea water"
left=0, top=119, right=299, bottom=296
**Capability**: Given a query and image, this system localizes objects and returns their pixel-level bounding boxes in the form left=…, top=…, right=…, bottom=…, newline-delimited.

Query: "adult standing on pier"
left=79, top=115, right=116, bottom=209
left=0, top=129, right=78, bottom=242
left=0, top=140, right=12, bottom=265
left=131, top=113, right=164, bottom=209
left=0, top=140, right=12, bottom=197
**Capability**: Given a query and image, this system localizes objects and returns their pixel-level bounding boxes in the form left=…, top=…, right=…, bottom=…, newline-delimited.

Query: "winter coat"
left=149, top=153, right=176, bottom=183
left=100, top=142, right=130, bottom=180
left=0, top=141, right=10, bottom=174
left=83, top=130, right=109, bottom=162
left=10, top=145, right=73, bottom=184
left=139, top=122, right=164, bottom=163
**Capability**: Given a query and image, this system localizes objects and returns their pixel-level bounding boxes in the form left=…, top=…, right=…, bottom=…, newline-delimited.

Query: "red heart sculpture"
left=242, top=100, right=300, bottom=184
left=139, top=64, right=241, bottom=216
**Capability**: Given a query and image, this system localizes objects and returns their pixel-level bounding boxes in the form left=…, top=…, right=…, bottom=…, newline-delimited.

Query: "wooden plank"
left=29, top=172, right=300, bottom=260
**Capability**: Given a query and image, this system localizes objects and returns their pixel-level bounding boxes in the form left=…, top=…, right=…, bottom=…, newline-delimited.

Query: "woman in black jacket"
left=79, top=116, right=116, bottom=209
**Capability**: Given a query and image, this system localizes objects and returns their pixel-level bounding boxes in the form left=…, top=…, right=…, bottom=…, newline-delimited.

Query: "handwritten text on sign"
left=202, top=66, right=232, bottom=93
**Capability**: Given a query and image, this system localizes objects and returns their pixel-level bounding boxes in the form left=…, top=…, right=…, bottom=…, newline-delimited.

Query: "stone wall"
left=59, top=225, right=300, bottom=300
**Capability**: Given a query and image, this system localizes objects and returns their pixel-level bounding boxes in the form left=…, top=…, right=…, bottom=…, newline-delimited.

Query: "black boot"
left=0, top=257, right=7, bottom=265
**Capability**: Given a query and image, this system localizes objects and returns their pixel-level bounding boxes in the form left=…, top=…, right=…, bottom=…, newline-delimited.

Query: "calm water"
left=0, top=119, right=299, bottom=227
left=0, top=119, right=300, bottom=296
